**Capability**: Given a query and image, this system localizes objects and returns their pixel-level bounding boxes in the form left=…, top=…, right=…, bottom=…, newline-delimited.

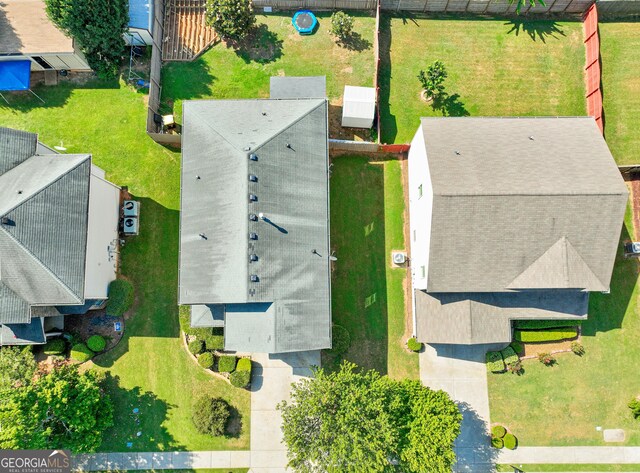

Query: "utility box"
left=342, top=85, right=376, bottom=129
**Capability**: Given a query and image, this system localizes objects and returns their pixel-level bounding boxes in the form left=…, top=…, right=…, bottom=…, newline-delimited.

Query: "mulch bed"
left=64, top=309, right=124, bottom=352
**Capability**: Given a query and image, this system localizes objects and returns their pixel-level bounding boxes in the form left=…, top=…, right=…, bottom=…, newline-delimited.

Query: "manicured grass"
left=162, top=12, right=376, bottom=123
left=488, top=208, right=640, bottom=446
left=328, top=155, right=418, bottom=379
left=0, top=77, right=250, bottom=452
left=379, top=15, right=586, bottom=144
left=599, top=21, right=640, bottom=165
left=498, top=465, right=640, bottom=472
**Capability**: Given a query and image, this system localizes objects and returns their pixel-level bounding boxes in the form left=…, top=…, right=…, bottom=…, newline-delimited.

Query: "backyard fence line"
left=329, top=139, right=411, bottom=153
left=597, top=0, right=640, bottom=16
left=252, top=0, right=595, bottom=14
left=583, top=3, right=603, bottom=134
left=373, top=0, right=382, bottom=144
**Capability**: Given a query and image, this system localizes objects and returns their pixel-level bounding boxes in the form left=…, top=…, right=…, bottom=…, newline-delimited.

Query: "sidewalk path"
left=72, top=451, right=250, bottom=471
left=499, top=446, right=640, bottom=464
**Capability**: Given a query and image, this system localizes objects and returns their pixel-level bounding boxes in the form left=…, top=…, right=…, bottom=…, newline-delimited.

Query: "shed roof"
left=0, top=0, right=74, bottom=55
left=179, top=99, right=331, bottom=353
left=343, top=85, right=376, bottom=120
left=417, top=117, right=628, bottom=293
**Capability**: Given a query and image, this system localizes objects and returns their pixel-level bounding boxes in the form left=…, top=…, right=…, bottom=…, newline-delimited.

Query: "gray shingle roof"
left=179, top=99, right=331, bottom=353
left=418, top=117, right=628, bottom=293
left=0, top=127, right=91, bottom=325
left=415, top=290, right=588, bottom=345
left=270, top=76, right=326, bottom=99
left=0, top=317, right=45, bottom=345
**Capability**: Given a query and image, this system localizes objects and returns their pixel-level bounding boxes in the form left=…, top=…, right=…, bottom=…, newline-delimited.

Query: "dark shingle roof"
left=179, top=99, right=331, bottom=353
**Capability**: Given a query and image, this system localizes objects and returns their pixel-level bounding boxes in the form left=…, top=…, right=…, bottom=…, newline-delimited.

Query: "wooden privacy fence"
left=596, top=0, right=640, bottom=15
left=583, top=3, right=603, bottom=134
left=252, top=0, right=595, bottom=13
left=373, top=0, right=382, bottom=143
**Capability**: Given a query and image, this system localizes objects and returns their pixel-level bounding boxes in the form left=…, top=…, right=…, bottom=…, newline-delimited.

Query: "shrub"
left=507, top=360, right=523, bottom=375
left=106, top=279, right=134, bottom=316
left=629, top=398, right=640, bottom=419
left=503, top=433, right=518, bottom=450
left=230, top=369, right=251, bottom=388
left=515, top=319, right=583, bottom=330
left=330, top=11, right=353, bottom=41
left=198, top=352, right=214, bottom=369
left=514, top=328, right=578, bottom=343
left=491, top=425, right=506, bottom=438
left=418, top=61, right=447, bottom=99
left=70, top=343, right=93, bottom=363
left=538, top=352, right=556, bottom=366
left=500, top=346, right=519, bottom=365
left=218, top=355, right=236, bottom=373
left=327, top=325, right=351, bottom=356
left=236, top=357, right=252, bottom=372
left=192, top=396, right=231, bottom=436
left=86, top=335, right=106, bottom=352
left=491, top=436, right=504, bottom=449
left=509, top=340, right=524, bottom=355
left=189, top=339, right=205, bottom=355
left=202, top=332, right=225, bottom=351
left=43, top=339, right=66, bottom=356
left=571, top=341, right=585, bottom=356
left=205, top=0, right=256, bottom=41
left=486, top=351, right=505, bottom=373
left=407, top=337, right=423, bottom=353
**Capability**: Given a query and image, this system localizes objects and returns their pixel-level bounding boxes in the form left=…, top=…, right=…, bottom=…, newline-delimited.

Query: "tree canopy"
left=0, top=364, right=114, bottom=452
left=0, top=346, right=37, bottom=390
left=45, top=0, right=128, bottom=78
left=509, top=0, right=546, bottom=13
left=278, top=362, right=462, bottom=473
left=205, top=0, right=256, bottom=41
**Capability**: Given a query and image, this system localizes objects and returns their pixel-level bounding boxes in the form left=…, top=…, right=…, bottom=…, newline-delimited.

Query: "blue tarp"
left=0, top=60, right=31, bottom=91
left=129, top=0, right=152, bottom=31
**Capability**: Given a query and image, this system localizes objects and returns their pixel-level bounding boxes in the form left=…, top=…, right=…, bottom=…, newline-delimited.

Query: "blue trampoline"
left=292, top=10, right=317, bottom=35
left=0, top=60, right=43, bottom=104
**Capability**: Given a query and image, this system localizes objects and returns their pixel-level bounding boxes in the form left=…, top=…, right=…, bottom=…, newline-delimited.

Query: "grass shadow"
left=98, top=372, right=184, bottom=452
left=326, top=156, right=389, bottom=375
left=338, top=31, right=372, bottom=52
left=229, top=24, right=284, bottom=64
left=504, top=19, right=566, bottom=43
left=161, top=57, right=218, bottom=117
left=378, top=14, right=397, bottom=144
left=431, top=92, right=470, bottom=117
left=225, top=404, right=243, bottom=439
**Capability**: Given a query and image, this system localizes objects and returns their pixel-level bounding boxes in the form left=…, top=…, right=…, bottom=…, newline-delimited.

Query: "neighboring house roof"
left=0, top=0, right=74, bottom=55
left=419, top=117, right=628, bottom=293
left=179, top=99, right=331, bottom=353
left=0, top=127, right=90, bottom=325
left=415, top=290, right=589, bottom=345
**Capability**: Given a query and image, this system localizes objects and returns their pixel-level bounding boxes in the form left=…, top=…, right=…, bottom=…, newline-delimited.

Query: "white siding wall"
left=408, top=127, right=433, bottom=291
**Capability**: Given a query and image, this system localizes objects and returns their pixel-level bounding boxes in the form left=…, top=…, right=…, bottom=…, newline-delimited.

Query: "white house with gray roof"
left=0, top=127, right=120, bottom=345
left=408, top=117, right=628, bottom=345
left=178, top=98, right=332, bottom=354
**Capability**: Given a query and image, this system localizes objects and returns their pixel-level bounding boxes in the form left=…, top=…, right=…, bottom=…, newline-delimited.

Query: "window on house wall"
left=421, top=266, right=425, bottom=278
left=413, top=230, right=416, bottom=242
left=418, top=184, right=423, bottom=199
left=31, top=56, right=53, bottom=69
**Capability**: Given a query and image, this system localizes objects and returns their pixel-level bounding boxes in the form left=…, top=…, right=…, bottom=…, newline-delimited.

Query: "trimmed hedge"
left=218, top=355, right=236, bottom=373
left=43, top=339, right=66, bottom=355
left=70, top=343, right=93, bottom=362
left=189, top=339, right=205, bottom=355
left=515, top=319, right=583, bottom=330
left=491, top=425, right=506, bottom=438
left=192, top=396, right=230, bottom=436
left=202, top=332, right=225, bottom=351
left=230, top=370, right=251, bottom=388
left=106, top=279, right=134, bottom=316
left=329, top=325, right=351, bottom=356
left=491, top=436, right=504, bottom=449
left=236, top=357, right=251, bottom=372
left=514, top=328, right=578, bottom=343
left=510, top=340, right=524, bottom=355
left=198, top=352, right=214, bottom=369
left=407, top=337, right=423, bottom=353
left=504, top=433, right=518, bottom=450
left=486, top=351, right=505, bottom=373
left=500, top=346, right=519, bottom=365
left=87, top=335, right=106, bottom=352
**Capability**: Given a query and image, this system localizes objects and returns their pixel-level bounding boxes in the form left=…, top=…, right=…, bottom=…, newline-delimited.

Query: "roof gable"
left=0, top=127, right=37, bottom=175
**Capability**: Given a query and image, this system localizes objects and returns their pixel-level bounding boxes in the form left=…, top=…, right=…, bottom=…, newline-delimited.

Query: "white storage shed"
left=341, top=85, right=376, bottom=129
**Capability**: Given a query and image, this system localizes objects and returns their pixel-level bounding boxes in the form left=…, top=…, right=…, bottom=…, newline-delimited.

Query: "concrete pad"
left=172, top=451, right=213, bottom=469
left=252, top=371, right=292, bottom=410
left=250, top=450, right=289, bottom=468
left=577, top=446, right=626, bottom=463
left=230, top=450, right=252, bottom=468
left=251, top=410, right=285, bottom=451
left=151, top=452, right=173, bottom=469
left=90, top=453, right=108, bottom=471
left=136, top=452, right=153, bottom=469
left=623, top=447, right=640, bottom=462
left=71, top=455, right=91, bottom=472
left=604, top=429, right=625, bottom=442
left=106, top=453, right=137, bottom=470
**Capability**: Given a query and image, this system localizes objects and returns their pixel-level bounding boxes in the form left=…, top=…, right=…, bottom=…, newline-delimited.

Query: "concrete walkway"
left=499, top=446, right=640, bottom=464
left=420, top=343, right=504, bottom=473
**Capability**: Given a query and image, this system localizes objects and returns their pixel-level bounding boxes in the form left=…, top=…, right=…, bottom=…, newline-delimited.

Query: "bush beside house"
left=407, top=337, right=423, bottom=353
left=87, top=335, right=106, bottom=352
left=106, top=279, right=134, bottom=316
left=70, top=343, right=93, bottom=362
left=514, top=328, right=578, bottom=343
left=43, top=339, right=66, bottom=356
left=486, top=351, right=505, bottom=373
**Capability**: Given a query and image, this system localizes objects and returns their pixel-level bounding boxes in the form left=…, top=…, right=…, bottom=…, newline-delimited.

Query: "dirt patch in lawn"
left=522, top=338, right=577, bottom=358
left=64, top=310, right=124, bottom=352
left=628, top=180, right=640, bottom=240
left=328, top=98, right=374, bottom=141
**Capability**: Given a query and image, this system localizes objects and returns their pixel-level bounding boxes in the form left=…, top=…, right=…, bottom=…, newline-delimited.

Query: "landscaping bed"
left=64, top=310, right=123, bottom=353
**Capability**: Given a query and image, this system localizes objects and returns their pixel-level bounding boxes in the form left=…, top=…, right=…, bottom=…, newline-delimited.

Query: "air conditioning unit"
left=123, top=217, right=139, bottom=235
left=123, top=200, right=140, bottom=217
left=392, top=251, right=407, bottom=265
left=624, top=242, right=640, bottom=257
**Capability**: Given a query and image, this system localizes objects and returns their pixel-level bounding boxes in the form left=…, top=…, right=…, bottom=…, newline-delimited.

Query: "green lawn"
left=379, top=15, right=586, bottom=144
left=328, top=156, right=418, bottom=380
left=0, top=78, right=250, bottom=452
left=498, top=465, right=640, bottom=472
left=162, top=12, right=375, bottom=124
left=488, top=208, right=640, bottom=446
left=600, top=21, right=640, bottom=165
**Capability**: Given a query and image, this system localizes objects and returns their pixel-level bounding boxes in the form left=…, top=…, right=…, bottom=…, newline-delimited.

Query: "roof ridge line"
left=0, top=226, right=83, bottom=304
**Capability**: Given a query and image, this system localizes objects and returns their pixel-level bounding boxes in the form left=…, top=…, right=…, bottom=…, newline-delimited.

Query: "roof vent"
left=529, top=135, right=535, bottom=141
left=262, top=112, right=267, bottom=116
left=243, top=146, right=252, bottom=152
left=17, top=190, right=22, bottom=194
left=0, top=217, right=11, bottom=226
left=249, top=254, right=258, bottom=262
left=454, top=150, right=461, bottom=156
left=249, top=232, right=258, bottom=240
left=196, top=175, right=201, bottom=180
left=199, top=232, right=207, bottom=240
left=249, top=174, right=258, bottom=182
left=249, top=153, right=258, bottom=161
left=249, top=213, right=258, bottom=221
left=250, top=274, right=259, bottom=282
left=249, top=194, right=258, bottom=202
